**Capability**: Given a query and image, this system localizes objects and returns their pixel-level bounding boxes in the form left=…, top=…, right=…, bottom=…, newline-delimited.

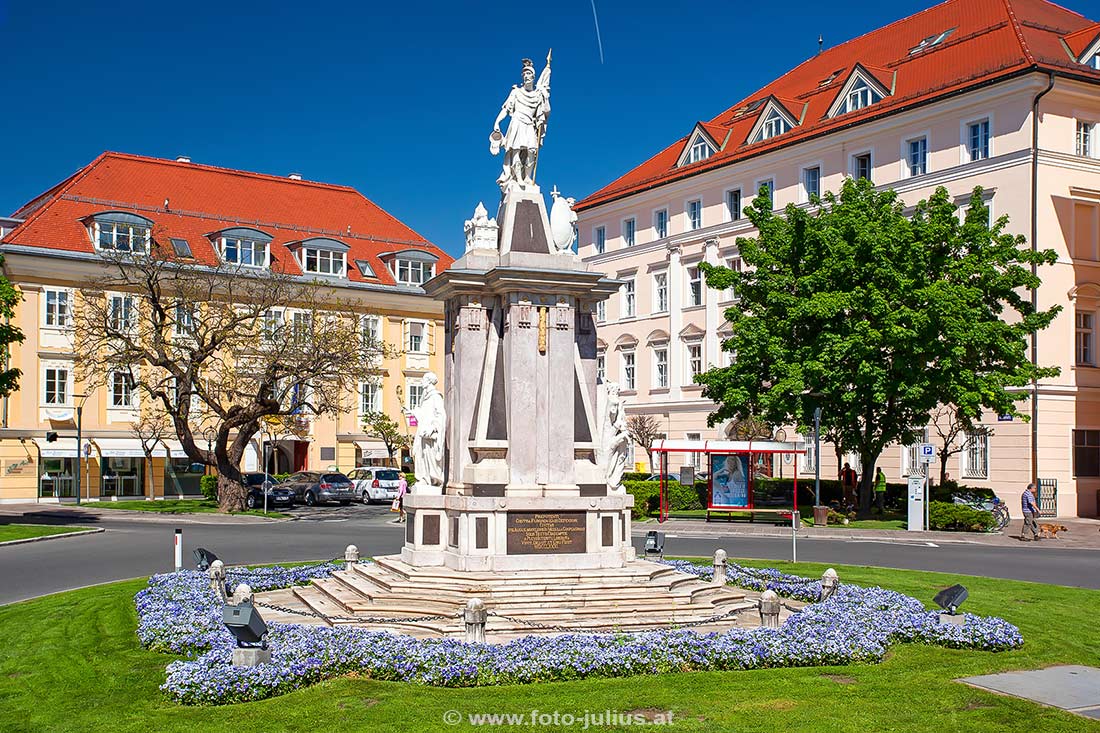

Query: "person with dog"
left=1021, top=482, right=1040, bottom=541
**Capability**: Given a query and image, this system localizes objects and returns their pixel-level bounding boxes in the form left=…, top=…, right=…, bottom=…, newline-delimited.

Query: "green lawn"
left=0, top=524, right=94, bottom=543
left=0, top=561, right=1097, bottom=732
left=82, top=499, right=289, bottom=519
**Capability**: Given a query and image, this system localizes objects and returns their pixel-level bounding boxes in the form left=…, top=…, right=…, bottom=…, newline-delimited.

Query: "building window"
left=903, top=429, right=929, bottom=477
left=758, top=109, right=791, bottom=140
left=686, top=432, right=702, bottom=470
left=108, top=294, right=135, bottom=333
left=304, top=248, right=346, bottom=276
left=802, top=167, right=821, bottom=200
left=907, top=137, right=928, bottom=176
left=687, top=343, right=703, bottom=379
left=44, top=366, right=70, bottom=405
left=110, top=371, right=135, bottom=408
left=96, top=220, right=150, bottom=253
left=1074, top=429, right=1100, bottom=476
left=596, top=300, right=606, bottom=323
left=723, top=257, right=742, bottom=301
left=43, top=289, right=72, bottom=328
left=222, top=237, right=269, bottom=267
left=1077, top=121, right=1094, bottom=158
left=621, top=279, right=635, bottom=318
left=1077, top=310, right=1095, bottom=366
left=967, top=119, right=990, bottom=162
left=595, top=226, right=606, bottom=254
left=596, top=353, right=606, bottom=382
left=687, top=266, right=702, bottom=306
left=406, top=321, right=428, bottom=353
left=261, top=309, right=284, bottom=342
left=361, top=315, right=381, bottom=346
left=653, top=348, right=668, bottom=388
left=622, top=218, right=636, bottom=248
left=360, top=381, right=381, bottom=414
left=841, top=77, right=882, bottom=114
left=654, top=209, right=668, bottom=239
left=757, top=179, right=774, bottom=208
left=852, top=153, right=872, bottom=181
left=726, top=189, right=742, bottom=221
left=174, top=303, right=195, bottom=337
left=622, top=351, right=636, bottom=390
left=653, top=272, right=668, bottom=313
left=687, top=136, right=713, bottom=163
left=687, top=199, right=702, bottom=230
left=396, top=259, right=433, bottom=285
left=962, top=431, right=989, bottom=479
left=407, top=382, right=425, bottom=410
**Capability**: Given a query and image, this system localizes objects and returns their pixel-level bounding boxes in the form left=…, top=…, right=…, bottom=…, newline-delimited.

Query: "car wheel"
left=362, top=494, right=372, bottom=505
left=246, top=495, right=258, bottom=509
left=305, top=491, right=317, bottom=507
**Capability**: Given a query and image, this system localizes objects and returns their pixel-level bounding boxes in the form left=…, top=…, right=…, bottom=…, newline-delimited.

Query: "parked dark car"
left=242, top=472, right=295, bottom=510
left=276, top=471, right=356, bottom=506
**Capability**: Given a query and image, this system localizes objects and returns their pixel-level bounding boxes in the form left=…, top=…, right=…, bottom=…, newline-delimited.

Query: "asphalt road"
left=1, top=506, right=1098, bottom=606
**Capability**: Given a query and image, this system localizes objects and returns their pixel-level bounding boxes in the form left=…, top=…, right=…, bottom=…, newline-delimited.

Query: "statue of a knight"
left=492, top=52, right=551, bottom=190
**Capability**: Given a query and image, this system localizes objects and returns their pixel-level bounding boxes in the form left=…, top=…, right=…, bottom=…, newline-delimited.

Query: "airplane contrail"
left=590, top=0, right=605, bottom=64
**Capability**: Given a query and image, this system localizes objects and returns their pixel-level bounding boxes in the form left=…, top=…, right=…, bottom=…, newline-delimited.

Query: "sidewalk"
left=0, top=502, right=287, bottom=526
left=638, top=516, right=1100, bottom=550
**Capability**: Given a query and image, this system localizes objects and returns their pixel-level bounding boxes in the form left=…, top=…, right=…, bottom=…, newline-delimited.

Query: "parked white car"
left=348, top=467, right=403, bottom=504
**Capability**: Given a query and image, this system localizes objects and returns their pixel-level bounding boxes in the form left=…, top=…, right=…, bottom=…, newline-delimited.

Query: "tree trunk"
left=215, top=446, right=247, bottom=512
left=858, top=456, right=878, bottom=512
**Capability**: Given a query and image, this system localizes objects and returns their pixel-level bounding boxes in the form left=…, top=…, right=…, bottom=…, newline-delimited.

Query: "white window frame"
left=596, top=352, right=606, bottom=382
left=686, top=432, right=703, bottom=470
left=902, top=429, right=930, bottom=477
left=724, top=188, right=743, bottom=222
left=94, top=220, right=150, bottom=254
left=687, top=135, right=713, bottom=164
left=652, top=271, right=668, bottom=314
left=686, top=199, right=703, bottom=231
left=303, top=248, right=347, bottom=277
left=621, top=217, right=636, bottom=248
left=621, top=278, right=636, bottom=318
left=42, top=288, right=73, bottom=329
left=754, top=178, right=775, bottom=210
left=361, top=315, right=382, bottom=347
left=173, top=302, right=196, bottom=338
left=1077, top=120, right=1095, bottom=158
left=686, top=265, right=703, bottom=307
left=395, top=259, right=434, bottom=286
left=405, top=319, right=430, bottom=354
left=109, top=370, right=136, bottom=409
left=653, top=208, right=669, bottom=239
left=261, top=308, right=284, bottom=343
left=42, top=362, right=73, bottom=406
left=903, top=133, right=929, bottom=178
left=621, top=351, right=636, bottom=391
left=653, top=347, right=669, bottom=389
left=721, top=256, right=741, bottom=302
left=758, top=109, right=791, bottom=140
left=850, top=150, right=873, bottom=182
left=962, top=431, right=989, bottom=480
left=359, top=380, right=382, bottom=415
left=596, top=299, right=606, bottom=323
left=221, top=236, right=270, bottom=268
left=686, top=342, right=703, bottom=381
left=406, top=379, right=426, bottom=410
left=107, top=293, right=136, bottom=334
left=1077, top=308, right=1095, bottom=366
left=800, top=165, right=822, bottom=203
left=960, top=115, right=993, bottom=164
left=594, top=226, right=606, bottom=255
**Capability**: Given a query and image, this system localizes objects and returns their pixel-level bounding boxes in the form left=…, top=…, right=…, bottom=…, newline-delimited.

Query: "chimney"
left=176, top=155, right=191, bottom=163
left=288, top=173, right=302, bottom=180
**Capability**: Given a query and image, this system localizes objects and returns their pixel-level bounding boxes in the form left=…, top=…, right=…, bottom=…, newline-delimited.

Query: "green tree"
left=699, top=179, right=1059, bottom=508
left=0, top=257, right=24, bottom=396
left=361, top=411, right=410, bottom=467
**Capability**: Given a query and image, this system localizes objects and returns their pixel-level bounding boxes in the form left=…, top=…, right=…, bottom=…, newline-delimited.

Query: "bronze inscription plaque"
left=506, top=512, right=587, bottom=554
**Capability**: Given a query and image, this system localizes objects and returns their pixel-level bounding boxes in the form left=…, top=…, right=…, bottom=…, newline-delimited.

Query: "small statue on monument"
left=602, top=381, right=631, bottom=493
left=491, top=51, right=551, bottom=191
left=411, top=372, right=446, bottom=490
left=463, top=202, right=498, bottom=252
left=549, top=186, right=577, bottom=254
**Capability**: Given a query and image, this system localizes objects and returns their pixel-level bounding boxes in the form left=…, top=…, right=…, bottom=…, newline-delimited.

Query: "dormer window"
left=91, top=212, right=152, bottom=254
left=688, top=137, right=713, bottom=163
left=828, top=68, right=891, bottom=118
left=844, top=78, right=879, bottom=112
left=760, top=109, right=790, bottom=140
left=290, top=237, right=349, bottom=278
left=747, top=100, right=799, bottom=144
left=397, top=259, right=433, bottom=285
left=215, top=228, right=272, bottom=268
left=676, top=124, right=724, bottom=167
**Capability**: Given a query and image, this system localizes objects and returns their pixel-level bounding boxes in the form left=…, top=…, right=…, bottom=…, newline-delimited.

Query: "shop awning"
left=356, top=441, right=390, bottom=459
left=33, top=437, right=86, bottom=458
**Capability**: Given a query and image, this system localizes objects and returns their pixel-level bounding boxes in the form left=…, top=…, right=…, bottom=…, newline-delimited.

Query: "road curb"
left=0, top=527, right=105, bottom=547
left=12, top=507, right=291, bottom=525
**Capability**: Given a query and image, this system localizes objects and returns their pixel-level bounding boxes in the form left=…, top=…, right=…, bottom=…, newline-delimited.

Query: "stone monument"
left=401, top=52, right=634, bottom=572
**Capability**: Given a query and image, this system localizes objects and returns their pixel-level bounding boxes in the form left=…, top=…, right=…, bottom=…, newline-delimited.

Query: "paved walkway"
left=961, top=666, right=1100, bottom=720
left=640, top=516, right=1100, bottom=549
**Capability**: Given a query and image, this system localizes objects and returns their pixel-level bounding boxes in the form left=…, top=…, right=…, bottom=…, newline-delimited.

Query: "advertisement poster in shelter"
left=710, top=454, right=749, bottom=508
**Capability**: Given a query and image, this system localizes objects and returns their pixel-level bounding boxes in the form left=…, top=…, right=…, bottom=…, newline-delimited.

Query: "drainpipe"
left=1030, top=71, right=1055, bottom=492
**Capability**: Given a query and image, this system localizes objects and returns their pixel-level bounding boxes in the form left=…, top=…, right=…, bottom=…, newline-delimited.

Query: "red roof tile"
left=0, top=152, right=453, bottom=287
left=576, top=0, right=1100, bottom=212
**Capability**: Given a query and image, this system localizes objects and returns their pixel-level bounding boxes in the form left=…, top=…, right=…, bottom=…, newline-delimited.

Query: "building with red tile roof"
left=0, top=152, right=449, bottom=503
left=576, top=0, right=1100, bottom=518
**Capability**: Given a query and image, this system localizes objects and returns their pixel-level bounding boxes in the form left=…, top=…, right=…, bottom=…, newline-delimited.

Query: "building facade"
left=576, top=0, right=1100, bottom=517
left=0, top=152, right=451, bottom=503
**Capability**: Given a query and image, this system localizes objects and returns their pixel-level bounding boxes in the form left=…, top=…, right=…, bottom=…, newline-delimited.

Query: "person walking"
left=840, top=462, right=858, bottom=509
left=1021, top=483, right=1040, bottom=541
left=394, top=473, right=409, bottom=524
left=873, top=467, right=887, bottom=514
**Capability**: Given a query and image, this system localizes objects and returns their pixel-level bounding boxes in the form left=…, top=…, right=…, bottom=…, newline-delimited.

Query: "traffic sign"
left=918, top=443, right=935, bottom=464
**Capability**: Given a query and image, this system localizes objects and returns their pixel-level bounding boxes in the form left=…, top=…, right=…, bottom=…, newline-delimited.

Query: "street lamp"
left=814, top=406, right=822, bottom=508
left=72, top=392, right=95, bottom=505
left=202, top=426, right=218, bottom=477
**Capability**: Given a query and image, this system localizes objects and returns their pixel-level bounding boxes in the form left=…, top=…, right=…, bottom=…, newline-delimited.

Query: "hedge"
left=199, top=475, right=218, bottom=501
left=928, top=500, right=996, bottom=532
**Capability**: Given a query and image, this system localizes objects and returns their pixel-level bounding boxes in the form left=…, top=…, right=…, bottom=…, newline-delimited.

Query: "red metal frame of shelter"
left=651, top=439, right=807, bottom=523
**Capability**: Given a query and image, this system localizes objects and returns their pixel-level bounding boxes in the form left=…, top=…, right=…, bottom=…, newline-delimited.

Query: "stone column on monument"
left=546, top=296, right=577, bottom=492
left=666, top=244, right=684, bottom=401
left=505, top=295, right=540, bottom=494
left=703, top=238, right=721, bottom=368
left=448, top=296, right=489, bottom=490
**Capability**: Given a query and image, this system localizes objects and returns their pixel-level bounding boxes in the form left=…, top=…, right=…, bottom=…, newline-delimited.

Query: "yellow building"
left=0, top=152, right=449, bottom=502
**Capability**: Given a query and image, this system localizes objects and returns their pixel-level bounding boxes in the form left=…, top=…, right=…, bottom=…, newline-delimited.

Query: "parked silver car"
left=348, top=467, right=403, bottom=504
left=276, top=471, right=356, bottom=506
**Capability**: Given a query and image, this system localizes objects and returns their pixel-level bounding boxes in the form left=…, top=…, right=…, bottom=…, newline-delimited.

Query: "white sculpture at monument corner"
left=411, top=372, right=446, bottom=490
left=549, top=186, right=577, bottom=254
left=463, top=202, right=498, bottom=252
left=491, top=51, right=551, bottom=191
left=601, top=381, right=631, bottom=493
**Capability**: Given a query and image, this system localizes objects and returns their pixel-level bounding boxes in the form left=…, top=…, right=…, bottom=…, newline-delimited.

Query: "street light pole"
left=813, top=406, right=822, bottom=507
left=75, top=402, right=83, bottom=505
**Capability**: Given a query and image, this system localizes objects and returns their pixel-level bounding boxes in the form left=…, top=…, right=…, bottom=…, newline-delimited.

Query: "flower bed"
left=138, top=560, right=1023, bottom=706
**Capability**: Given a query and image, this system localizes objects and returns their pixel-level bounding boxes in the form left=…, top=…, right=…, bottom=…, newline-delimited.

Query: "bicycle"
left=952, top=491, right=1010, bottom=531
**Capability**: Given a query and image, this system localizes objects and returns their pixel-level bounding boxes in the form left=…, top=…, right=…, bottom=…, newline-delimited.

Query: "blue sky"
left=0, top=0, right=1086, bottom=254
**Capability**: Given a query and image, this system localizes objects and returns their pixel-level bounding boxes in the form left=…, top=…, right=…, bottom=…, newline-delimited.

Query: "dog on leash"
left=1038, top=523, right=1068, bottom=538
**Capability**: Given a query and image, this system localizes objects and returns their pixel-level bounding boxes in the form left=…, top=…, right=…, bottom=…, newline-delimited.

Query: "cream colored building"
left=576, top=0, right=1100, bottom=517
left=0, top=152, right=450, bottom=502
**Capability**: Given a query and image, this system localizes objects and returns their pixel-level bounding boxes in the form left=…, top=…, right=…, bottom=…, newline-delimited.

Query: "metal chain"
left=252, top=599, right=462, bottom=625
left=484, top=604, right=758, bottom=633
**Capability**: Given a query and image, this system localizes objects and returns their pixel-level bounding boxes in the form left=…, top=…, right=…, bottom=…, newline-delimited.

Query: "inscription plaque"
left=506, top=512, right=587, bottom=554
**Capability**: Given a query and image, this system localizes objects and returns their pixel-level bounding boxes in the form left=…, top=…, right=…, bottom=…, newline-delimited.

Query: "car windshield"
left=322, top=473, right=351, bottom=484
left=243, top=474, right=270, bottom=486
left=375, top=470, right=401, bottom=481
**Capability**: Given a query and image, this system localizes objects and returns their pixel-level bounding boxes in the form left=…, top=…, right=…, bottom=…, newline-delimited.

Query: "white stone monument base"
left=401, top=492, right=636, bottom=572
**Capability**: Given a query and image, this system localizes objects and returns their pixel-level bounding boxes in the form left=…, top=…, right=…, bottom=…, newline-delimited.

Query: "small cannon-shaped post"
left=759, top=590, right=781, bottom=629
left=712, top=549, right=728, bottom=586
left=208, top=560, right=228, bottom=602
left=464, top=598, right=487, bottom=643
left=820, top=568, right=839, bottom=602
left=345, top=544, right=360, bottom=563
